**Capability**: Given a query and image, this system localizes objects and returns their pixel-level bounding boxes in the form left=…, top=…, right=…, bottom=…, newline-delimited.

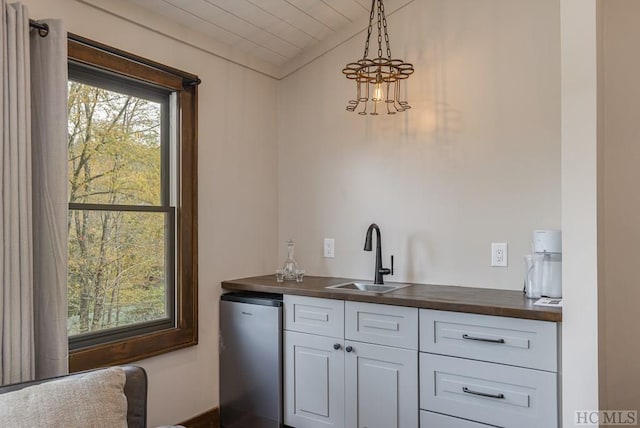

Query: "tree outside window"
left=67, top=78, right=171, bottom=338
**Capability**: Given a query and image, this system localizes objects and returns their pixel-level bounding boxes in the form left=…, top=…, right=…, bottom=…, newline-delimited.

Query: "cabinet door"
left=284, top=330, right=345, bottom=428
left=345, top=341, right=418, bottom=428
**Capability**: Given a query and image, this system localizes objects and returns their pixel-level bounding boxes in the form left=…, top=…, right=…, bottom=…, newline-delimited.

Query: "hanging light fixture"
left=342, top=0, right=414, bottom=115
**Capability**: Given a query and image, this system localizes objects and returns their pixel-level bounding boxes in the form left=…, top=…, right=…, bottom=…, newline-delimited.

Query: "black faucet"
left=364, top=223, right=393, bottom=284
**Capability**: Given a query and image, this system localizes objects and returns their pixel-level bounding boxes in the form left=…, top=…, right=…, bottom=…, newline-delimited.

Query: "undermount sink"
left=325, top=282, right=409, bottom=294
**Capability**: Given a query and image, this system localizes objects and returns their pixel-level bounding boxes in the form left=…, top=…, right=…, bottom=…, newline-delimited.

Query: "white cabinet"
left=283, top=297, right=560, bottom=428
left=420, top=309, right=558, bottom=371
left=285, top=295, right=344, bottom=338
left=284, top=296, right=418, bottom=428
left=420, top=411, right=493, bottom=427
left=345, top=301, right=418, bottom=350
left=284, top=330, right=344, bottom=428
left=420, top=353, right=557, bottom=428
left=345, top=341, right=418, bottom=428
left=420, top=410, right=494, bottom=428
left=419, top=309, right=560, bottom=428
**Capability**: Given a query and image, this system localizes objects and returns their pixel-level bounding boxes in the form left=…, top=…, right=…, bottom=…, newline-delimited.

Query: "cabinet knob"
left=333, top=343, right=341, bottom=350
left=345, top=345, right=353, bottom=353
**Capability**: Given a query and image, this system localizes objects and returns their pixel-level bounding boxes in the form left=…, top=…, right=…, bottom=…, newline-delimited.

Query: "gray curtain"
left=30, top=17, right=68, bottom=380
left=1, top=1, right=68, bottom=384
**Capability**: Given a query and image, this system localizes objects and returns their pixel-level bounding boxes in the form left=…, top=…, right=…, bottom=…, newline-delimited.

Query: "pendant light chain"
left=381, top=0, right=392, bottom=59
left=377, top=0, right=383, bottom=59
left=363, top=0, right=375, bottom=59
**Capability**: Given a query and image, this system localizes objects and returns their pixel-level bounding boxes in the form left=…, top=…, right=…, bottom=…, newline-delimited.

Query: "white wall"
left=24, top=0, right=279, bottom=425
left=278, top=0, right=561, bottom=290
left=560, top=0, right=600, bottom=423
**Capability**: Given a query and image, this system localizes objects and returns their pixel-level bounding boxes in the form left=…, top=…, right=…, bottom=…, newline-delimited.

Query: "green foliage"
left=67, top=81, right=168, bottom=336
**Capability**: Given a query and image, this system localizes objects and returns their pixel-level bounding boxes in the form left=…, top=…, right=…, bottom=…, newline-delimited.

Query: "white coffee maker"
left=532, top=229, right=562, bottom=298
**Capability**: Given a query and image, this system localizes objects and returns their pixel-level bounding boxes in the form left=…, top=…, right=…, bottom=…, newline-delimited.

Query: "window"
left=67, top=36, right=198, bottom=371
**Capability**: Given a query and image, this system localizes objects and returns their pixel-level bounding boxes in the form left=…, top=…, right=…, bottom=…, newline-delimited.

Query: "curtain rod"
left=29, top=19, right=49, bottom=37
left=68, top=32, right=202, bottom=88
left=28, top=21, right=201, bottom=88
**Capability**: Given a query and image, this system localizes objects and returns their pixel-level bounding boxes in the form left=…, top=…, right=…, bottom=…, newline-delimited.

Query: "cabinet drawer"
left=420, top=411, right=492, bottom=427
left=284, top=295, right=344, bottom=338
left=420, top=353, right=557, bottom=428
left=346, top=301, right=418, bottom=349
left=419, top=309, right=558, bottom=371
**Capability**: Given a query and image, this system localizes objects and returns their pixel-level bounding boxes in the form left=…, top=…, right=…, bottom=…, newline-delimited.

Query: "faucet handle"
left=379, top=255, right=394, bottom=277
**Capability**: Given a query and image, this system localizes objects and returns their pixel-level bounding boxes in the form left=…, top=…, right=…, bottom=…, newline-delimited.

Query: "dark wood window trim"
left=68, top=37, right=199, bottom=372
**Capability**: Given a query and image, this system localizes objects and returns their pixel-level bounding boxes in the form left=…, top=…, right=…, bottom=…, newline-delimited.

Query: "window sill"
left=69, top=326, right=197, bottom=372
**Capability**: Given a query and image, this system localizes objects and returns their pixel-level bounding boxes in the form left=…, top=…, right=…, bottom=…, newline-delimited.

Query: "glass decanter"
left=281, top=239, right=300, bottom=281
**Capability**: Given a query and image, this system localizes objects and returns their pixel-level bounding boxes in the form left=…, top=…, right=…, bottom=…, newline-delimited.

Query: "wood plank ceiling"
left=125, top=0, right=377, bottom=66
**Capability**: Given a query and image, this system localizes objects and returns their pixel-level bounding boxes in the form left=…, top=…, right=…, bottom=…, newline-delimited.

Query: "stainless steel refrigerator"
left=220, top=292, right=283, bottom=428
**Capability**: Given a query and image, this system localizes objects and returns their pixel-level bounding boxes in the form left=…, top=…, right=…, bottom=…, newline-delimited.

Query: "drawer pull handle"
left=462, top=334, right=505, bottom=344
left=462, top=387, right=505, bottom=400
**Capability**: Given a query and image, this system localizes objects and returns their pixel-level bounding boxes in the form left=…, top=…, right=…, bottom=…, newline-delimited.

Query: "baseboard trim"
left=178, top=407, right=219, bottom=428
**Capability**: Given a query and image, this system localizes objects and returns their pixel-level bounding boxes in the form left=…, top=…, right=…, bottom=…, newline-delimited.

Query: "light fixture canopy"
left=342, top=0, right=414, bottom=115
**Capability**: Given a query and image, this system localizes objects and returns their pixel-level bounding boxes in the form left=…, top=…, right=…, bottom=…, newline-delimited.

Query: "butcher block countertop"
left=221, top=275, right=562, bottom=322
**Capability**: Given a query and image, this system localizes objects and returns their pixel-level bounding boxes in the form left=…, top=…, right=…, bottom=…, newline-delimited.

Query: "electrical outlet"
left=491, top=242, right=508, bottom=267
left=324, top=238, right=335, bottom=258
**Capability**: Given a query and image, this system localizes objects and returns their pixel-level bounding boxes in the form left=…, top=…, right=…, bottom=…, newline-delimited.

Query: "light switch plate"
left=324, top=238, right=335, bottom=258
left=491, top=242, right=508, bottom=267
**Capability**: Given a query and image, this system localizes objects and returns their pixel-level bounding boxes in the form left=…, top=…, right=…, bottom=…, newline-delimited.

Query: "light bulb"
left=372, top=72, right=383, bottom=103
left=372, top=82, right=383, bottom=102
